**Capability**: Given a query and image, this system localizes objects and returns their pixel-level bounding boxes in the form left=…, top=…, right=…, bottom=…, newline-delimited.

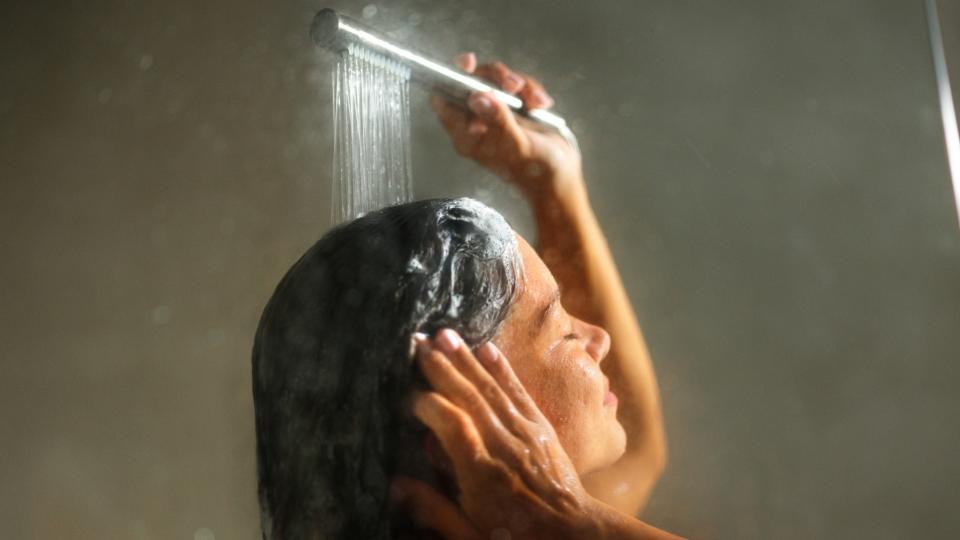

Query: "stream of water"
left=332, top=44, right=414, bottom=224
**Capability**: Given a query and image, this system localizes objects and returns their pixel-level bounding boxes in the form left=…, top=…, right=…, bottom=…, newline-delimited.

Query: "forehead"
left=511, top=233, right=559, bottom=320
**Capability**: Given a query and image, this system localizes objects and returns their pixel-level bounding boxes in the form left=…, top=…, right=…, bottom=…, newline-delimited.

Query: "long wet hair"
left=252, top=198, right=524, bottom=539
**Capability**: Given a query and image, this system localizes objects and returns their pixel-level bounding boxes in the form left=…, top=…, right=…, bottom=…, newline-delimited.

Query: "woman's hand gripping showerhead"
left=391, top=329, right=598, bottom=540
left=429, top=53, right=586, bottom=205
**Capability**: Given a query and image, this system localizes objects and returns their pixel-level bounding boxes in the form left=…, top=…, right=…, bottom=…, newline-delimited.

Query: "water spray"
left=311, top=8, right=580, bottom=153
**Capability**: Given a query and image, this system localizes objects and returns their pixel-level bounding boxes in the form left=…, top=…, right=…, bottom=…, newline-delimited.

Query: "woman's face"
left=492, top=234, right=627, bottom=475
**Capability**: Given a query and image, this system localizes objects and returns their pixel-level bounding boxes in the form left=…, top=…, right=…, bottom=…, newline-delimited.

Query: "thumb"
left=390, top=476, right=482, bottom=540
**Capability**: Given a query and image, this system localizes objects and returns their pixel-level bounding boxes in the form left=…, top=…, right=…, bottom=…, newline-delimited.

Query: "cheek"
left=515, top=353, right=601, bottom=455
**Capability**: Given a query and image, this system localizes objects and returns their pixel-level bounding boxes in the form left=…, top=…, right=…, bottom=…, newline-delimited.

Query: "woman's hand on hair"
left=388, top=475, right=482, bottom=540
left=404, top=329, right=600, bottom=540
left=429, top=53, right=586, bottom=204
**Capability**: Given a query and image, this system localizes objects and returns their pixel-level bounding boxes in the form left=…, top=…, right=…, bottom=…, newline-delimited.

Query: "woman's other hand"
left=399, top=329, right=598, bottom=540
left=429, top=53, right=585, bottom=204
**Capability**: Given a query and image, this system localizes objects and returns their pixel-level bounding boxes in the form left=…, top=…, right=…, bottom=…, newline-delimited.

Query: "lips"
left=602, top=377, right=618, bottom=407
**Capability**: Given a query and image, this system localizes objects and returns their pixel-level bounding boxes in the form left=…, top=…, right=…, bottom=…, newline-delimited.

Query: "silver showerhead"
left=310, top=8, right=579, bottom=153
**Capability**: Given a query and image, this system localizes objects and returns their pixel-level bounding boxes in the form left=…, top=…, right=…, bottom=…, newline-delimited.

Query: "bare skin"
left=389, top=55, right=679, bottom=539
left=431, top=53, right=668, bottom=513
left=396, top=327, right=680, bottom=540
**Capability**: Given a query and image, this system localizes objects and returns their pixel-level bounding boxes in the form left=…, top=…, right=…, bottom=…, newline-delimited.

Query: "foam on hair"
left=252, top=197, right=522, bottom=539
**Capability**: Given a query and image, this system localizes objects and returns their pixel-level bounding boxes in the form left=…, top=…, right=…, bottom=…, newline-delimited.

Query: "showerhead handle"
left=310, top=8, right=579, bottom=153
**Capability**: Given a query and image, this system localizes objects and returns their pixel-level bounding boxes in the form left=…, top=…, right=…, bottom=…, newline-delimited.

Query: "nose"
left=582, top=321, right=611, bottom=364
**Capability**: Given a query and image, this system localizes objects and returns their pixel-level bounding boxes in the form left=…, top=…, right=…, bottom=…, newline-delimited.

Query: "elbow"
left=622, top=426, right=669, bottom=487
left=651, top=447, right=667, bottom=484
left=623, top=440, right=668, bottom=515
left=655, top=450, right=668, bottom=483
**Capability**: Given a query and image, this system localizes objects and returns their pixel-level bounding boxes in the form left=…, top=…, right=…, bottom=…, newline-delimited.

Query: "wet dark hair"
left=252, top=197, right=523, bottom=539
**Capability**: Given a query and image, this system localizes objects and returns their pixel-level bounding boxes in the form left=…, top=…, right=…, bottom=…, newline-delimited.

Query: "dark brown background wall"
left=2, top=1, right=959, bottom=538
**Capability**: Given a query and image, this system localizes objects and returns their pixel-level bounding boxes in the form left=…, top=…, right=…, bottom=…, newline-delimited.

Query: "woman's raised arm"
left=430, top=53, right=668, bottom=515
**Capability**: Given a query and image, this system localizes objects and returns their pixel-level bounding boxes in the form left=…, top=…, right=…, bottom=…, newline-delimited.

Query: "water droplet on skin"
left=362, top=4, right=378, bottom=19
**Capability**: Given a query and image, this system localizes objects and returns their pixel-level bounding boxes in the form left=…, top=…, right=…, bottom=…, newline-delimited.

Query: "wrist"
left=523, top=171, right=591, bottom=218
left=578, top=498, right=686, bottom=540
left=572, top=497, right=620, bottom=540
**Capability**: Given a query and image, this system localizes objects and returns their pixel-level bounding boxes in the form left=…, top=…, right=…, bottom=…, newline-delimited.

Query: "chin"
left=604, top=418, right=628, bottom=465
left=577, top=419, right=628, bottom=476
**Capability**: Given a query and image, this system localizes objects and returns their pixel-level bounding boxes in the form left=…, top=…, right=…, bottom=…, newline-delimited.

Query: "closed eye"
left=563, top=333, right=580, bottom=341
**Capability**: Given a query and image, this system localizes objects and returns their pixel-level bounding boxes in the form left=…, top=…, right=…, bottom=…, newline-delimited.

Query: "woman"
left=251, top=54, right=681, bottom=539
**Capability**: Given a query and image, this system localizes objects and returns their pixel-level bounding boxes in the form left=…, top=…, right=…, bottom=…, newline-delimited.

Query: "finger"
left=473, top=61, right=526, bottom=95
left=434, top=329, right=530, bottom=432
left=454, top=51, right=477, bottom=73
left=515, top=73, right=555, bottom=110
left=412, top=391, right=488, bottom=467
left=475, top=341, right=545, bottom=423
left=430, top=95, right=485, bottom=156
left=390, top=476, right=482, bottom=540
left=466, top=117, right=488, bottom=137
left=466, top=92, right=527, bottom=151
left=416, top=337, right=514, bottom=445
left=430, top=95, right=469, bottom=135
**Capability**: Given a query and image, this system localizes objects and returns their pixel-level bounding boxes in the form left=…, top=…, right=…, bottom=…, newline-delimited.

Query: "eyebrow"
left=536, top=289, right=562, bottom=330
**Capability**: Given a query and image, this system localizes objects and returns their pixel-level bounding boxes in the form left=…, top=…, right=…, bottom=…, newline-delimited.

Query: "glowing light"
left=926, top=0, right=960, bottom=228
